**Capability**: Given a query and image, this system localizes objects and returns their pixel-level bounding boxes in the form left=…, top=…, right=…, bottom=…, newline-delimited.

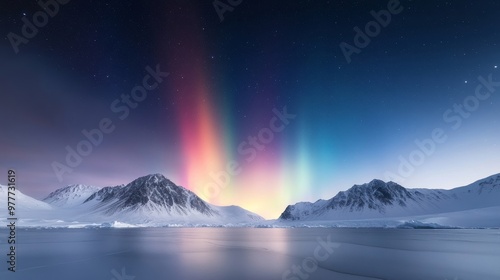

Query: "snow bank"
left=396, top=220, right=459, bottom=229
left=99, top=221, right=139, bottom=228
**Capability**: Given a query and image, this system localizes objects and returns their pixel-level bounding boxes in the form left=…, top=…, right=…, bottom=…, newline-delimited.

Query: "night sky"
left=1, top=0, right=499, bottom=218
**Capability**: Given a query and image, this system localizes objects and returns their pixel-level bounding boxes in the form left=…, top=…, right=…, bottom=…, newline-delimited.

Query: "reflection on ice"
left=0, top=228, right=498, bottom=280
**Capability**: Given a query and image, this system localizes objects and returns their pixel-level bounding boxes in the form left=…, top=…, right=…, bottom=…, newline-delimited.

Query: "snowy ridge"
left=279, top=174, right=500, bottom=222
left=0, top=185, right=52, bottom=210
left=43, top=184, right=101, bottom=207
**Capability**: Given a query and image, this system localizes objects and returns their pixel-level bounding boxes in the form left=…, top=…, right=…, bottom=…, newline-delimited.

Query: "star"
left=464, top=81, right=467, bottom=83
left=495, top=66, right=498, bottom=69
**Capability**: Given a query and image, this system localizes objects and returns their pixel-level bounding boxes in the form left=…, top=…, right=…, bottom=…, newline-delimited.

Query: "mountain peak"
left=280, top=179, right=415, bottom=220
left=43, top=184, right=101, bottom=207
left=125, top=174, right=176, bottom=191
left=355, top=179, right=401, bottom=189
left=83, top=174, right=218, bottom=217
left=351, top=179, right=405, bottom=191
left=136, top=173, right=168, bottom=182
left=325, top=180, right=411, bottom=211
left=368, top=179, right=386, bottom=186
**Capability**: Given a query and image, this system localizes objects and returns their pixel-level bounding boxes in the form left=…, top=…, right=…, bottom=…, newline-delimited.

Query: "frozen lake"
left=0, top=228, right=499, bottom=280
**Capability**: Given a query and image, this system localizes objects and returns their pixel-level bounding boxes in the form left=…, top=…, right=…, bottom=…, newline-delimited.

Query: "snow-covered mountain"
left=279, top=174, right=500, bottom=221
left=30, top=174, right=263, bottom=225
left=43, top=184, right=101, bottom=207
left=82, top=174, right=217, bottom=216
left=0, top=185, right=52, bottom=211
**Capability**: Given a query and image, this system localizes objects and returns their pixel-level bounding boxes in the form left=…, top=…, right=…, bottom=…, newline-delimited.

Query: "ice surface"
left=0, top=228, right=498, bottom=280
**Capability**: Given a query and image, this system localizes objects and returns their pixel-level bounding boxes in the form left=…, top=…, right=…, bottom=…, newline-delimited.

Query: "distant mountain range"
left=1, top=173, right=499, bottom=228
left=279, top=173, right=500, bottom=224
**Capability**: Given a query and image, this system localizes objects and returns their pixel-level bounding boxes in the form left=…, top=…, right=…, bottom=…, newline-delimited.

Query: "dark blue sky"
left=1, top=0, right=499, bottom=218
